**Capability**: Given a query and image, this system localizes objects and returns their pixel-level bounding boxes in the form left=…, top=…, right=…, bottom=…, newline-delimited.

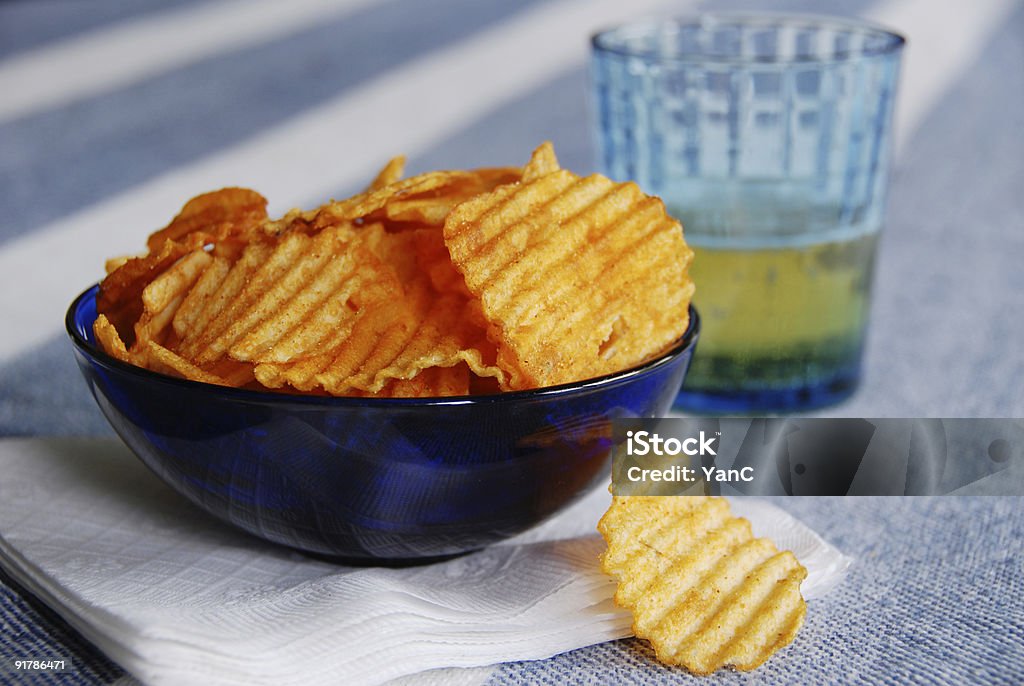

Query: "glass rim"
left=591, top=12, right=906, bottom=66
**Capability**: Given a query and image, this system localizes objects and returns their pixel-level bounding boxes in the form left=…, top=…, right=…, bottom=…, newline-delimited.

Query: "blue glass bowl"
left=67, top=285, right=699, bottom=562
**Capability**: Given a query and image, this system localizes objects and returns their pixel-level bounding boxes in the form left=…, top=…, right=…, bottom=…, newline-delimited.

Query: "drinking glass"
left=591, top=14, right=904, bottom=412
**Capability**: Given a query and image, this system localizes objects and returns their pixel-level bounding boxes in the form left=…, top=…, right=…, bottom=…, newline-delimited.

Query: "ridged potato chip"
left=372, top=363, right=471, bottom=398
left=521, top=141, right=560, bottom=182
left=146, top=187, right=268, bottom=252
left=598, top=496, right=807, bottom=675
left=444, top=168, right=695, bottom=389
left=382, top=167, right=522, bottom=227
left=94, top=313, right=133, bottom=364
left=97, top=233, right=208, bottom=345
left=93, top=142, right=695, bottom=398
left=252, top=294, right=405, bottom=393
left=253, top=279, right=502, bottom=394
left=365, top=155, right=406, bottom=191
left=173, top=243, right=274, bottom=355
left=179, top=226, right=373, bottom=366
left=355, top=226, right=504, bottom=389
left=312, top=171, right=485, bottom=230
left=134, top=249, right=212, bottom=350
left=143, top=340, right=236, bottom=387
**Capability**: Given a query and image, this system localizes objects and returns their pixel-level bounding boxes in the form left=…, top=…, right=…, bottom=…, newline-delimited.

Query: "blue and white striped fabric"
left=1, top=0, right=1021, bottom=684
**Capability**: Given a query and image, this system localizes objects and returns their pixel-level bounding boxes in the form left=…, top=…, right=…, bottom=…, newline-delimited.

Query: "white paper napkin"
left=0, top=438, right=851, bottom=686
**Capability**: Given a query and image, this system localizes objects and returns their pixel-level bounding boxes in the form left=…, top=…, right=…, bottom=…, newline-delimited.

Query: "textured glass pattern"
left=592, top=15, right=904, bottom=412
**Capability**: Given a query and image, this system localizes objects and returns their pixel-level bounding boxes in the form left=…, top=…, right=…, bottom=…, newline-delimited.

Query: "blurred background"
left=0, top=0, right=1021, bottom=435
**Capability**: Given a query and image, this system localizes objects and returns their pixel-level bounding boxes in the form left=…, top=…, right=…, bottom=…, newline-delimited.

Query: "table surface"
left=0, top=0, right=1021, bottom=684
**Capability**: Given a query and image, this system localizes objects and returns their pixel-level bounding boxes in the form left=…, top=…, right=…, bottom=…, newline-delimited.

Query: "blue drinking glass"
left=591, top=14, right=904, bottom=413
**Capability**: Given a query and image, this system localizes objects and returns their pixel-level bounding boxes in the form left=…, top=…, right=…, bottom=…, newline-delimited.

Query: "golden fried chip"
left=133, top=250, right=212, bottom=349
left=382, top=167, right=523, bottom=227
left=104, top=254, right=136, bottom=274
left=97, top=233, right=208, bottom=346
left=269, top=297, right=463, bottom=392
left=146, top=187, right=268, bottom=252
left=204, top=357, right=256, bottom=387
left=598, top=496, right=807, bottom=675
left=467, top=166, right=523, bottom=189
left=346, top=227, right=503, bottom=390
left=226, top=242, right=365, bottom=363
left=93, top=313, right=133, bottom=364
left=354, top=288, right=502, bottom=391
left=253, top=294, right=403, bottom=393
left=444, top=169, right=694, bottom=390
left=172, top=255, right=232, bottom=340
left=174, top=244, right=273, bottom=355
left=313, top=171, right=481, bottom=229
left=253, top=276, right=503, bottom=394
left=246, top=244, right=408, bottom=392
left=373, top=363, right=471, bottom=398
left=356, top=223, right=421, bottom=284
left=93, top=142, right=696, bottom=399
left=521, top=141, right=559, bottom=182
left=384, top=197, right=460, bottom=226
left=409, top=228, right=470, bottom=298
left=175, top=226, right=370, bottom=366
left=143, top=341, right=237, bottom=387
left=366, top=156, right=406, bottom=191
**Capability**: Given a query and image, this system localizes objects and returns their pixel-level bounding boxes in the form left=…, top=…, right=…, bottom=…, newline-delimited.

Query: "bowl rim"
left=67, top=284, right=700, bottom=407
left=591, top=12, right=906, bottom=66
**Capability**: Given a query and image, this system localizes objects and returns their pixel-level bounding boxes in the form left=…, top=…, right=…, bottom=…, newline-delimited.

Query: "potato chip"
left=146, top=187, right=268, bottom=252
left=355, top=289, right=502, bottom=391
left=97, top=233, right=208, bottom=346
left=598, top=496, right=807, bottom=675
left=459, top=167, right=522, bottom=188
left=172, top=255, right=232, bottom=340
left=382, top=167, right=523, bottom=227
left=253, top=295, right=404, bottom=393
left=521, top=141, right=559, bottom=182
left=93, top=314, right=133, bottom=364
left=384, top=197, right=459, bottom=226
left=173, top=241, right=281, bottom=362
left=177, top=226, right=373, bottom=365
left=347, top=227, right=504, bottom=390
left=356, top=223, right=421, bottom=285
left=133, top=250, right=212, bottom=349
left=143, top=341, right=236, bottom=387
left=312, top=171, right=482, bottom=229
left=226, top=248, right=365, bottom=363
left=444, top=168, right=694, bottom=390
left=92, top=142, right=695, bottom=399
left=366, top=156, right=406, bottom=191
left=205, top=357, right=256, bottom=387
left=104, top=255, right=136, bottom=274
left=242, top=229, right=505, bottom=395
left=254, top=281, right=503, bottom=394
left=406, top=228, right=466, bottom=296
left=373, top=363, right=471, bottom=398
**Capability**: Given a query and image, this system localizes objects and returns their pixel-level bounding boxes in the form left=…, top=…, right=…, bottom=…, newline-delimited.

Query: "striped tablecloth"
left=1, top=0, right=1021, bottom=684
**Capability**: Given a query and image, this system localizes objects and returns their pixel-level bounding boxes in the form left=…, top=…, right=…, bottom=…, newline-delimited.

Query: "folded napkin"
left=0, top=439, right=850, bottom=686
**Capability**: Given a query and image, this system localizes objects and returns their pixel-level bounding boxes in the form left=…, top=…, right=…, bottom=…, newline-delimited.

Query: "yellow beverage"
left=682, top=230, right=879, bottom=395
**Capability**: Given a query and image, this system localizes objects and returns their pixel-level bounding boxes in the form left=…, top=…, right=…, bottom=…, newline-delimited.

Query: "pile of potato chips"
left=598, top=495, right=807, bottom=674
left=94, top=143, right=694, bottom=397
